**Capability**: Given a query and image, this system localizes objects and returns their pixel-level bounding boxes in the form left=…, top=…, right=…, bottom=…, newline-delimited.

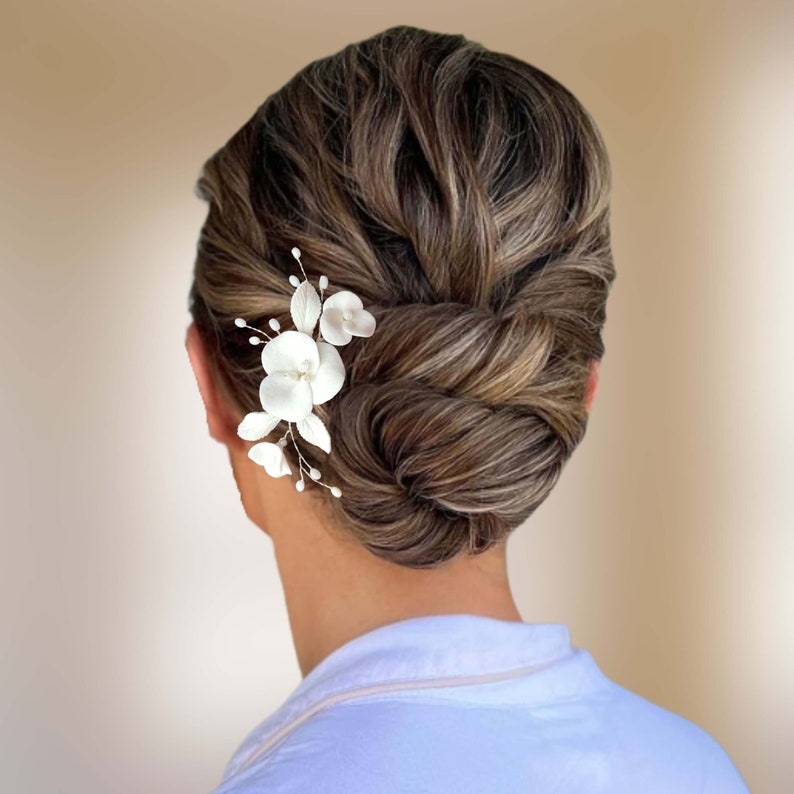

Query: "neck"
left=248, top=469, right=523, bottom=677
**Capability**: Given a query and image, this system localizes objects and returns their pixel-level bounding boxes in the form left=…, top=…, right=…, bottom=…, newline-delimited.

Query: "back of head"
left=189, top=24, right=615, bottom=569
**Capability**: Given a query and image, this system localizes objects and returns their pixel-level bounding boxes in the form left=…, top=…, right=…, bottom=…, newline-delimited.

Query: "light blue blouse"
left=212, top=613, right=750, bottom=793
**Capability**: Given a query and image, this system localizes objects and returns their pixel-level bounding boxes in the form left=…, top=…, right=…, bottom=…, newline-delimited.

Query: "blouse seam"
left=231, top=650, right=575, bottom=779
left=325, top=685, right=615, bottom=711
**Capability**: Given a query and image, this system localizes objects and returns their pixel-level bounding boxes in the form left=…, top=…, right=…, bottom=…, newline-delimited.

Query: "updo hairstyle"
left=189, top=25, right=615, bottom=568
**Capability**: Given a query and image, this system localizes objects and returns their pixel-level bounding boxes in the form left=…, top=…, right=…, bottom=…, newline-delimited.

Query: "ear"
left=185, top=322, right=243, bottom=448
left=584, top=358, right=600, bottom=413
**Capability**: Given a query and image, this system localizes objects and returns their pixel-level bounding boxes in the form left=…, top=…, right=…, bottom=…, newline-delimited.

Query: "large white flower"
left=319, top=290, right=376, bottom=346
left=258, top=329, right=345, bottom=422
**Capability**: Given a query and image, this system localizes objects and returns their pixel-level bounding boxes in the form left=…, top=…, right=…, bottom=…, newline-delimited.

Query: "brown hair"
left=188, top=24, right=615, bottom=569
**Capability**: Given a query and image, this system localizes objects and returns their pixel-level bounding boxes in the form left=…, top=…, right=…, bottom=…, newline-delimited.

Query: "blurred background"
left=1, top=1, right=791, bottom=792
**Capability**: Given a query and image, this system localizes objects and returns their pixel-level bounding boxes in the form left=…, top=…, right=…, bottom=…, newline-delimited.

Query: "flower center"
left=295, top=358, right=312, bottom=381
left=342, top=310, right=353, bottom=323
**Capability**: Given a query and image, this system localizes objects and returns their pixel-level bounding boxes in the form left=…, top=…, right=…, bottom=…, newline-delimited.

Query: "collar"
left=224, top=613, right=605, bottom=780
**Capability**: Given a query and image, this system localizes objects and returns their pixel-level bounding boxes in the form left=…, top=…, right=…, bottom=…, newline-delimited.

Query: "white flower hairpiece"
left=233, top=246, right=376, bottom=496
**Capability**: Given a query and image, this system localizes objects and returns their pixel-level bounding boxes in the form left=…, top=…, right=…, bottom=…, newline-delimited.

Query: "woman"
left=185, top=24, right=749, bottom=794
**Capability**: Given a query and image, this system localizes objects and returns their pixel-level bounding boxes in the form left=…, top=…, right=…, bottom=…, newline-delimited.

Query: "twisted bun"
left=189, top=25, right=616, bottom=568
left=320, top=304, right=589, bottom=567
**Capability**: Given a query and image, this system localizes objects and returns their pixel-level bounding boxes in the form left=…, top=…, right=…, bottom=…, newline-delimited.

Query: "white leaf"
left=237, top=411, right=281, bottom=441
left=290, top=280, right=322, bottom=336
left=296, top=412, right=331, bottom=453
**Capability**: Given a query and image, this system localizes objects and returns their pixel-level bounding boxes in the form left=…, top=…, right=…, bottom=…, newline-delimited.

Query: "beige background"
left=1, top=1, right=791, bottom=792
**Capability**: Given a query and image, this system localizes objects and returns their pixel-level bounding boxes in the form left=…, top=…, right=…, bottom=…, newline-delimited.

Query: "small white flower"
left=320, top=290, right=376, bottom=346
left=247, top=441, right=292, bottom=477
left=258, top=329, right=345, bottom=422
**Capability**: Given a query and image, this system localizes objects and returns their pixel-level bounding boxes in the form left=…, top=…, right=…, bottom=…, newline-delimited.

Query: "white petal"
left=322, top=290, right=363, bottom=313
left=347, top=308, right=376, bottom=338
left=319, top=306, right=353, bottom=346
left=310, top=342, right=346, bottom=404
left=259, top=373, right=314, bottom=421
left=296, top=412, right=332, bottom=453
left=290, top=280, right=322, bottom=335
left=237, top=411, right=281, bottom=441
left=248, top=441, right=292, bottom=477
left=261, top=330, right=319, bottom=375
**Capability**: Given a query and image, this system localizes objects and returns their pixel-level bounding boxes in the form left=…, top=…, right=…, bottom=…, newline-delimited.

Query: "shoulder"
left=591, top=680, right=750, bottom=792
left=213, top=685, right=749, bottom=794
